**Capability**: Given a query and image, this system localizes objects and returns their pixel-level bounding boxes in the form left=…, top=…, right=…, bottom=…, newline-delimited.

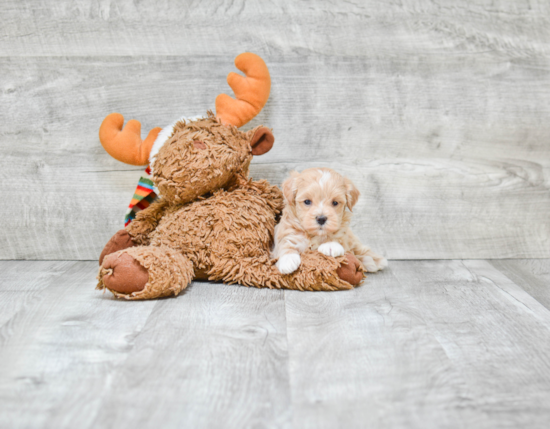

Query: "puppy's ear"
left=282, top=171, right=299, bottom=206
left=344, top=177, right=360, bottom=211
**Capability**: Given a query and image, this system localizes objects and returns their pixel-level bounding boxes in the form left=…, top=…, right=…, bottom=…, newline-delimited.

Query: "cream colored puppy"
left=271, top=168, right=387, bottom=275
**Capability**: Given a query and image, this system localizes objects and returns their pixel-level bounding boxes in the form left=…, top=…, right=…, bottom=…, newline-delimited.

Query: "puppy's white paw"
left=361, top=256, right=378, bottom=272
left=318, top=242, right=345, bottom=257
left=377, top=257, right=388, bottom=270
left=361, top=255, right=388, bottom=272
left=276, top=253, right=301, bottom=274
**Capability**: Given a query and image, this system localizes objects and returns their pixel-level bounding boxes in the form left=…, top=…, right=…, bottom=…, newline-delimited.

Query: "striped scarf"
left=124, top=166, right=159, bottom=226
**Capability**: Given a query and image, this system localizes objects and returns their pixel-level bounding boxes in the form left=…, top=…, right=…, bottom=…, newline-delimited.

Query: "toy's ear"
left=345, top=177, right=360, bottom=211
left=250, top=127, right=274, bottom=155
left=282, top=171, right=299, bottom=206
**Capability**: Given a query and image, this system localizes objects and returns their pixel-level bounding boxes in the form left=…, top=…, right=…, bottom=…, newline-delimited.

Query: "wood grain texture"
left=490, top=259, right=550, bottom=311
left=0, top=261, right=158, bottom=428
left=0, top=261, right=290, bottom=429
left=1, top=54, right=549, bottom=260
left=1, top=0, right=549, bottom=57
left=90, top=282, right=291, bottom=429
left=3, top=260, right=550, bottom=428
left=1, top=0, right=549, bottom=260
left=284, top=259, right=550, bottom=428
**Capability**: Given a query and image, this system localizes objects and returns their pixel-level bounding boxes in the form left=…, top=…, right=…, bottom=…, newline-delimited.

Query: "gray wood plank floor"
left=1, top=259, right=549, bottom=429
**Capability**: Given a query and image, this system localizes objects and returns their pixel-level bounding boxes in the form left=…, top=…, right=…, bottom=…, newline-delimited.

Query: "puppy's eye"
left=332, top=201, right=339, bottom=206
left=304, top=200, right=312, bottom=206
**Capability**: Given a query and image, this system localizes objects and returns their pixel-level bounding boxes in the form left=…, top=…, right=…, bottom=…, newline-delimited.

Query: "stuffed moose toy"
left=97, top=53, right=364, bottom=299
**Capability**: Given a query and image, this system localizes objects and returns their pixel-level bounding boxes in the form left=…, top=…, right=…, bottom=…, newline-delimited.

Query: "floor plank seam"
left=282, top=290, right=296, bottom=428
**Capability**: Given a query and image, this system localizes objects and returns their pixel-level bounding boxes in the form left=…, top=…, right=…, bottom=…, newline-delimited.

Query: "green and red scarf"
left=124, top=166, right=159, bottom=226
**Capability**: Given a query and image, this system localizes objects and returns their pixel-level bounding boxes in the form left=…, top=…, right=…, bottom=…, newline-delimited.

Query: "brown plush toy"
left=97, top=53, right=364, bottom=300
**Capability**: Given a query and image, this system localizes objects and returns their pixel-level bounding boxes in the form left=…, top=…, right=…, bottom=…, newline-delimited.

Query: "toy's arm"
left=231, top=175, right=284, bottom=214
left=252, top=179, right=284, bottom=214
left=126, top=199, right=170, bottom=245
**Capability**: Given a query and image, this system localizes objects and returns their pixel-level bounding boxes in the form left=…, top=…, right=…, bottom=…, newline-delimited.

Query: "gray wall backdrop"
left=1, top=0, right=549, bottom=260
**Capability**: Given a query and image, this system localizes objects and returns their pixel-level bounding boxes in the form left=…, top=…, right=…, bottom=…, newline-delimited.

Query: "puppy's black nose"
left=316, top=215, right=327, bottom=226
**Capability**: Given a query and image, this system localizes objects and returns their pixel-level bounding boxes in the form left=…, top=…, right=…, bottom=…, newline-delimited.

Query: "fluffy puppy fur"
left=272, top=168, right=387, bottom=274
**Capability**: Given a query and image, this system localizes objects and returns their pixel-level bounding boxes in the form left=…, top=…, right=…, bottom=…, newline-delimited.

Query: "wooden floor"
left=1, top=259, right=549, bottom=428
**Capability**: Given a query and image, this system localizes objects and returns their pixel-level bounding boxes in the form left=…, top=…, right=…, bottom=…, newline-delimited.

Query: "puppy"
left=271, top=168, right=387, bottom=275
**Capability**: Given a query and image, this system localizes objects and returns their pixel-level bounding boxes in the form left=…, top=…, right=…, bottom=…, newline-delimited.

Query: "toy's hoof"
left=99, top=230, right=138, bottom=265
left=101, top=252, right=148, bottom=294
left=337, top=253, right=364, bottom=286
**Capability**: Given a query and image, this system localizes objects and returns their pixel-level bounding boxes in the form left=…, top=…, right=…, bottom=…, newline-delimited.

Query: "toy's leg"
left=97, top=246, right=193, bottom=300
left=208, top=251, right=363, bottom=292
left=99, top=230, right=138, bottom=265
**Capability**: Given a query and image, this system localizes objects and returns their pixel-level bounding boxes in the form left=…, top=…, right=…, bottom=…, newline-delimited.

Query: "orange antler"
left=99, top=113, right=162, bottom=165
left=215, top=53, right=271, bottom=128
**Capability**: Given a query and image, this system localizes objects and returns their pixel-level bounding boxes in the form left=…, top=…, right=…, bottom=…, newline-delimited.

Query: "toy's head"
left=99, top=53, right=274, bottom=204
left=151, top=113, right=273, bottom=203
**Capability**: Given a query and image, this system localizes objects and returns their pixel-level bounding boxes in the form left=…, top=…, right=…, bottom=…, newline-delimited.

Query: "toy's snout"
left=193, top=140, right=207, bottom=150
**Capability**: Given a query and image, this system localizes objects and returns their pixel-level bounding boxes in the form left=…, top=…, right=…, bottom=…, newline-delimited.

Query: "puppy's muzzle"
left=316, top=215, right=327, bottom=226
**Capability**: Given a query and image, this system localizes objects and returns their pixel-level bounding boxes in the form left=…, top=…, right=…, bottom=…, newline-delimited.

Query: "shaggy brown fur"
left=97, top=114, right=364, bottom=299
